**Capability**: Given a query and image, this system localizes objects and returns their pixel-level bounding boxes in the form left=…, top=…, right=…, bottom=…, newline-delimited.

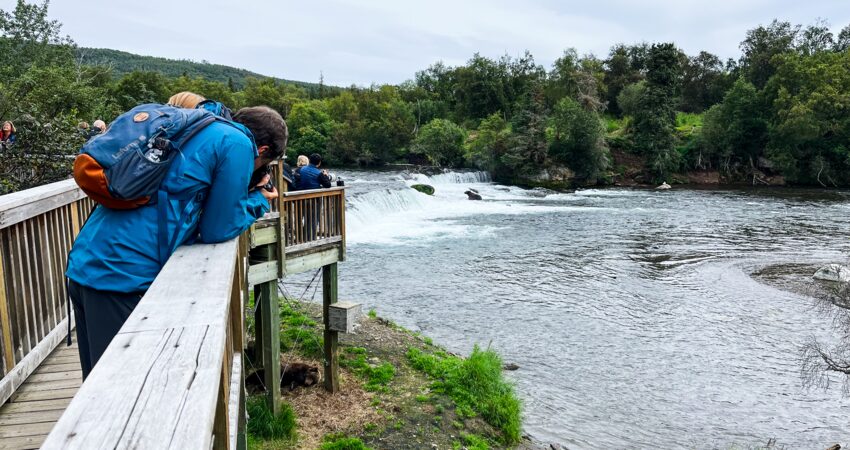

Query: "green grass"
left=675, top=112, right=703, bottom=133
left=407, top=345, right=522, bottom=444
left=279, top=303, right=323, bottom=358
left=367, top=308, right=377, bottom=318
left=340, top=347, right=396, bottom=391
left=246, top=396, right=297, bottom=441
left=320, top=434, right=372, bottom=450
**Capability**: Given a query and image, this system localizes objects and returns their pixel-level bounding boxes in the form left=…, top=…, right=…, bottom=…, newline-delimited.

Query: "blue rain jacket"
left=66, top=121, right=269, bottom=293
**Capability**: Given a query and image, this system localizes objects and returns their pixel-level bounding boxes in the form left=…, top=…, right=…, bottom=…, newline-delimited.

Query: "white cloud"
left=3, top=0, right=849, bottom=86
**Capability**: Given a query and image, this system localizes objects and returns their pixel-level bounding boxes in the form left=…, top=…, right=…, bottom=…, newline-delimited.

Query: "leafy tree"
left=679, top=51, right=731, bottom=112
left=835, top=24, right=850, bottom=52
left=502, top=84, right=548, bottom=175
left=410, top=118, right=466, bottom=166
left=465, top=113, right=511, bottom=173
left=632, top=43, right=681, bottom=181
left=698, top=79, right=768, bottom=174
left=616, top=81, right=646, bottom=118
left=168, top=74, right=237, bottom=108
left=797, top=18, right=834, bottom=55
left=603, top=44, right=645, bottom=115
left=111, top=71, right=170, bottom=111
left=765, top=50, right=850, bottom=186
left=739, top=20, right=799, bottom=89
left=549, top=97, right=609, bottom=181
left=240, top=77, right=306, bottom=118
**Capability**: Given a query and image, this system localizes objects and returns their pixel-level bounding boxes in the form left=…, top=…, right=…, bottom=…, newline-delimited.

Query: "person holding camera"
left=295, top=153, right=332, bottom=190
left=66, top=105, right=286, bottom=379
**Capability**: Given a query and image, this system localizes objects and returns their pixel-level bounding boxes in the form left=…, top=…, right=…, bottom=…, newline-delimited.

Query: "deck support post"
left=253, top=244, right=280, bottom=414
left=322, top=263, right=339, bottom=393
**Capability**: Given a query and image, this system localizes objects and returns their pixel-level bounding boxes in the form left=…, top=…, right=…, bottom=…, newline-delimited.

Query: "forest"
left=1, top=0, right=849, bottom=194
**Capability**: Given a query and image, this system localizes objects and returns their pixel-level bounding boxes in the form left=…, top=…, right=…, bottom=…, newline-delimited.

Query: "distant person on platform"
left=87, top=120, right=106, bottom=140
left=292, top=155, right=308, bottom=190
left=77, top=121, right=90, bottom=138
left=1, top=121, right=16, bottom=149
left=295, top=153, right=331, bottom=190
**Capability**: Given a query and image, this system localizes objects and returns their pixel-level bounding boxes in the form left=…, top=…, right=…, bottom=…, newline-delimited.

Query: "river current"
left=291, top=169, right=850, bottom=448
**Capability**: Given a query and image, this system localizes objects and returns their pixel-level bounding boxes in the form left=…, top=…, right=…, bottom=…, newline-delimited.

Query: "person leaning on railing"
left=65, top=106, right=288, bottom=379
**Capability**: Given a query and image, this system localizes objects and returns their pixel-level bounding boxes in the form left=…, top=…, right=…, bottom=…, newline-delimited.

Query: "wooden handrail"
left=41, top=237, right=247, bottom=449
left=0, top=179, right=94, bottom=404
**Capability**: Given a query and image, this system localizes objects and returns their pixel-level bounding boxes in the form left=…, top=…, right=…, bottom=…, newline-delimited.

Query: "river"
left=291, top=169, right=850, bottom=448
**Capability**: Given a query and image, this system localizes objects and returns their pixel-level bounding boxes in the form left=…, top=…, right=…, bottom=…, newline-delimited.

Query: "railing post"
left=0, top=239, right=14, bottom=372
left=253, top=243, right=280, bottom=414
left=322, top=262, right=339, bottom=393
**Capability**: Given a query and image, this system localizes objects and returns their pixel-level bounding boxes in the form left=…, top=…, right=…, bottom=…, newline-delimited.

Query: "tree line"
left=2, top=0, right=849, bottom=194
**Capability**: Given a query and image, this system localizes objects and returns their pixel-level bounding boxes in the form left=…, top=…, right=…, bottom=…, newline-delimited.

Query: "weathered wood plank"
left=0, top=237, right=14, bottom=373
left=247, top=261, right=278, bottom=287
left=0, top=421, right=54, bottom=438
left=282, top=186, right=344, bottom=198
left=14, top=378, right=81, bottom=393
left=43, top=240, right=238, bottom=450
left=34, top=362, right=80, bottom=374
left=285, top=247, right=341, bottom=275
left=40, top=355, right=79, bottom=366
left=250, top=226, right=277, bottom=249
left=42, top=325, right=225, bottom=449
left=0, top=180, right=85, bottom=229
left=284, top=236, right=342, bottom=255
left=0, top=317, right=71, bottom=406
left=10, top=387, right=77, bottom=403
left=119, top=241, right=238, bottom=333
left=0, top=397, right=71, bottom=414
left=0, top=433, right=49, bottom=449
left=0, top=408, right=64, bottom=426
left=25, top=371, right=81, bottom=383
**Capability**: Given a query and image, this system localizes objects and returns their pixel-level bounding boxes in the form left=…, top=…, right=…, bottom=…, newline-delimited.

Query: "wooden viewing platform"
left=0, top=162, right=347, bottom=449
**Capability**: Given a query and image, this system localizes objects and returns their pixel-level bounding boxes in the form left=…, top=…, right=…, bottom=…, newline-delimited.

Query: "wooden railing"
left=41, top=236, right=249, bottom=449
left=0, top=180, right=94, bottom=406
left=0, top=171, right=347, bottom=449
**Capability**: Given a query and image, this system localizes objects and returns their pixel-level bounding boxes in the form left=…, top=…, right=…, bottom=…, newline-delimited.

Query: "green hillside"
left=76, top=47, right=329, bottom=93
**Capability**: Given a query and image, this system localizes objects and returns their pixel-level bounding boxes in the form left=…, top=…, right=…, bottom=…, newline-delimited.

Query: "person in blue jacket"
left=295, top=153, right=332, bottom=190
left=66, top=105, right=288, bottom=379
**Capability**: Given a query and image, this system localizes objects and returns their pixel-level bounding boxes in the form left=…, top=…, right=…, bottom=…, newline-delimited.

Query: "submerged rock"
left=813, top=264, right=850, bottom=283
left=411, top=184, right=435, bottom=195
left=503, top=363, right=520, bottom=371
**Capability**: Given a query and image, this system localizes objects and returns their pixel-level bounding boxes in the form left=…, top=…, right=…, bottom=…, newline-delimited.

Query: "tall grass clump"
left=279, top=302, right=323, bottom=358
left=246, top=397, right=296, bottom=440
left=320, top=434, right=372, bottom=450
left=407, top=345, right=521, bottom=444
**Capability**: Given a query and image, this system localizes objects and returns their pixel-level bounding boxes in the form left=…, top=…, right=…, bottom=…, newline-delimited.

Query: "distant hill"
left=76, top=47, right=329, bottom=92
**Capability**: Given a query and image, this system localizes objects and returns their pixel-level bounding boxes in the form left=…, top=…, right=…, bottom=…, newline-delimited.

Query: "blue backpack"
left=73, top=103, right=223, bottom=209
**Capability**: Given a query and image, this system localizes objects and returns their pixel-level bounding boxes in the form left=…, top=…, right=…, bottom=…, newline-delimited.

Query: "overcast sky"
left=7, top=0, right=850, bottom=86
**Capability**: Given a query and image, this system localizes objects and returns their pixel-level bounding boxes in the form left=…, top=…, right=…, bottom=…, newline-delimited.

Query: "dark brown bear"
left=245, top=363, right=320, bottom=392
left=281, top=363, right=320, bottom=391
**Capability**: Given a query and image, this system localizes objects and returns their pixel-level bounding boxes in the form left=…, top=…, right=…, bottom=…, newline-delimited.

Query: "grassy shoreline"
left=246, top=300, right=533, bottom=450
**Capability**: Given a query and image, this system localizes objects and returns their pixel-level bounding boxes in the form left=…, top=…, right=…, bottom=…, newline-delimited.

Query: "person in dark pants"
left=66, top=106, right=288, bottom=379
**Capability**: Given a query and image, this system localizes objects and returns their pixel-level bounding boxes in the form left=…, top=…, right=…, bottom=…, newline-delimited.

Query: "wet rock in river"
left=411, top=184, right=435, bottom=195
left=813, top=264, right=850, bottom=283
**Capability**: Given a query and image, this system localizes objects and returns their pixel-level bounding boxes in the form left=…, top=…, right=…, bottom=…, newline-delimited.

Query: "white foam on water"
left=346, top=172, right=581, bottom=245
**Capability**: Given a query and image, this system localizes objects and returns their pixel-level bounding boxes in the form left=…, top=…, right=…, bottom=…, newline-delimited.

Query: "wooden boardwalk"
left=0, top=336, right=81, bottom=450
